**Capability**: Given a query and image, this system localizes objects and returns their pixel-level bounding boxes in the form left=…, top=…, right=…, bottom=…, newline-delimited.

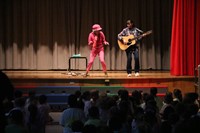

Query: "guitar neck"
left=130, top=34, right=143, bottom=41
left=130, top=31, right=152, bottom=41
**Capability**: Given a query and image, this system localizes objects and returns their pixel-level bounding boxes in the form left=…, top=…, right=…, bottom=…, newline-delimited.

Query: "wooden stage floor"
left=3, top=70, right=196, bottom=95
left=3, top=70, right=193, bottom=79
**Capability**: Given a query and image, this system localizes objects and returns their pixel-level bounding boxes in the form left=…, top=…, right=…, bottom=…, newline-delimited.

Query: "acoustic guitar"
left=118, top=30, right=152, bottom=50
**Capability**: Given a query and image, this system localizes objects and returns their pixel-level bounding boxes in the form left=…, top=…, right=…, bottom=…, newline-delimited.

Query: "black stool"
left=68, top=56, right=88, bottom=72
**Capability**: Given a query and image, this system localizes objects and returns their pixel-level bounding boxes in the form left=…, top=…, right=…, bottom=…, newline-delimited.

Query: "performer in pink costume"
left=84, top=24, right=109, bottom=77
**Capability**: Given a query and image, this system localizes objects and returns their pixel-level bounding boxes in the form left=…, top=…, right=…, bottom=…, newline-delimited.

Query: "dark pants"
left=125, top=46, right=139, bottom=74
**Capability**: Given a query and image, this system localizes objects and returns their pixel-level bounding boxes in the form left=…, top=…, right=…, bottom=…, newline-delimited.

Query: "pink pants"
left=86, top=47, right=107, bottom=72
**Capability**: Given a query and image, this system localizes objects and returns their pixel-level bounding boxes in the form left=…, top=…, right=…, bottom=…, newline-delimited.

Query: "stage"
left=3, top=70, right=196, bottom=96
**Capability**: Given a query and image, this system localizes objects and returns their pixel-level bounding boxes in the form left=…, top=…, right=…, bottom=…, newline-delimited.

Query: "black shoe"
left=104, top=72, right=108, bottom=77
left=82, top=72, right=89, bottom=77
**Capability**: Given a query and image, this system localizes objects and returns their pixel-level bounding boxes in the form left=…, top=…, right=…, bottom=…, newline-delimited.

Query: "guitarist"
left=118, top=19, right=143, bottom=77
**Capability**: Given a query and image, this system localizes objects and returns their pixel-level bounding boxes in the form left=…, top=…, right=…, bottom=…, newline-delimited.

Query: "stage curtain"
left=196, top=0, right=200, bottom=71
left=0, top=0, right=173, bottom=70
left=170, top=0, right=200, bottom=76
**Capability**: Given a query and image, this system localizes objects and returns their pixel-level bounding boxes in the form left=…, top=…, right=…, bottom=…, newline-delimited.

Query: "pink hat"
left=92, top=24, right=102, bottom=31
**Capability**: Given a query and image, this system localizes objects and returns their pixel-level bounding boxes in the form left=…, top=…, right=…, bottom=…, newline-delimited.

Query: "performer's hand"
left=88, top=41, right=93, bottom=46
left=104, top=42, right=109, bottom=45
left=121, top=39, right=127, bottom=45
left=123, top=40, right=128, bottom=45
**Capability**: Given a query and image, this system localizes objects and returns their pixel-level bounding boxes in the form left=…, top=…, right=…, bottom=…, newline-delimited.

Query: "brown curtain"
left=0, top=0, right=173, bottom=70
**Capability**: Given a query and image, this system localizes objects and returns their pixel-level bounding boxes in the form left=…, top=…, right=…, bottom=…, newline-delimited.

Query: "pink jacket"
left=88, top=31, right=108, bottom=49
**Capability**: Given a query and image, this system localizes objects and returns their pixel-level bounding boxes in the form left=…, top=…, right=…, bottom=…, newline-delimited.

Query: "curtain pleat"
left=170, top=0, right=199, bottom=76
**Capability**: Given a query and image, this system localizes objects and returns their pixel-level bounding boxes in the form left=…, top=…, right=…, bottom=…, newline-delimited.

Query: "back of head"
left=120, top=90, right=129, bottom=100
left=150, top=87, right=158, bottom=97
left=132, top=90, right=142, bottom=99
left=8, top=109, right=23, bottom=124
left=14, top=97, right=26, bottom=108
left=117, top=89, right=124, bottom=96
left=90, top=89, right=99, bottom=101
left=82, top=91, right=91, bottom=101
left=164, top=92, right=173, bottom=104
left=28, top=90, right=36, bottom=98
left=14, top=90, right=23, bottom=99
left=68, top=94, right=78, bottom=108
left=173, top=88, right=182, bottom=101
left=75, top=90, right=81, bottom=98
left=88, top=106, right=99, bottom=118
left=173, top=89, right=181, bottom=96
left=183, top=92, right=199, bottom=104
left=38, top=94, right=47, bottom=104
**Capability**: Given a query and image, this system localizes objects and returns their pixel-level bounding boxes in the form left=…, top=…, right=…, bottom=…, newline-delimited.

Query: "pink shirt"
left=88, top=31, right=108, bottom=49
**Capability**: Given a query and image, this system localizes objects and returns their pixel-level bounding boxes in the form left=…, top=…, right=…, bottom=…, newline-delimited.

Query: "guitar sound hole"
left=127, top=42, right=131, bottom=45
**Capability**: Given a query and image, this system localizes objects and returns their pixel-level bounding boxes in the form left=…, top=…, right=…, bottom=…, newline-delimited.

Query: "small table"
left=68, top=56, right=88, bottom=72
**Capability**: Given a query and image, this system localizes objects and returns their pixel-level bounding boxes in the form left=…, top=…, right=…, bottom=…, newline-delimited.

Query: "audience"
left=1, top=72, right=200, bottom=133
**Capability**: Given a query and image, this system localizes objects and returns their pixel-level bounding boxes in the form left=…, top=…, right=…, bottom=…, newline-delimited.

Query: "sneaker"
left=127, top=74, right=132, bottom=77
left=71, top=72, right=77, bottom=76
left=135, top=72, right=140, bottom=77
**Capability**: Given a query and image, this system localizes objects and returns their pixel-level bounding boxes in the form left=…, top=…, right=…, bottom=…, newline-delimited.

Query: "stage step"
left=15, top=86, right=80, bottom=95
left=15, top=85, right=167, bottom=111
left=15, top=85, right=167, bottom=96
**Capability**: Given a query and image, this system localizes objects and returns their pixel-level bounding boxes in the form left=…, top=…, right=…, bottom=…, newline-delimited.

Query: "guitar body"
left=117, top=35, right=136, bottom=50
left=118, top=30, right=152, bottom=50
